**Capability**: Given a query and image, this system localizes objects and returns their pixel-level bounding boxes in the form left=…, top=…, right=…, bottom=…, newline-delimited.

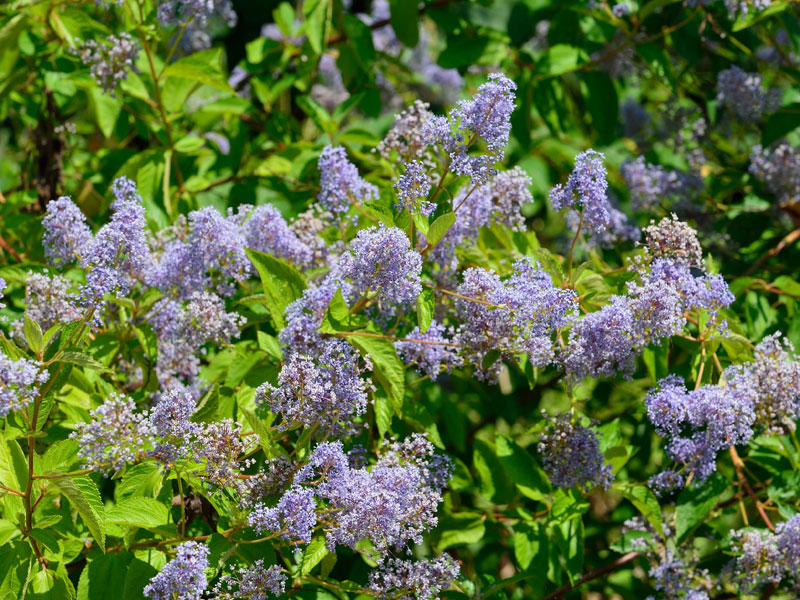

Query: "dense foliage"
left=1, top=0, right=800, bottom=599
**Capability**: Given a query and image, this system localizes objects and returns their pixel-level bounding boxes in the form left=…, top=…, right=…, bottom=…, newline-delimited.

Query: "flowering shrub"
left=1, top=1, right=800, bottom=599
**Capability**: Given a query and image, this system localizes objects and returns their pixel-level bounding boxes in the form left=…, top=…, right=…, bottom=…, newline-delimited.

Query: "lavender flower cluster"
left=77, top=33, right=139, bottom=95
left=732, top=515, right=800, bottom=592
left=749, top=142, right=800, bottom=206
left=716, top=66, right=780, bottom=123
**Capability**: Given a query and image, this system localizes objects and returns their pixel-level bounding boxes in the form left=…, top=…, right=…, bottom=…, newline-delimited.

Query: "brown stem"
left=540, top=552, right=640, bottom=600
left=729, top=446, right=774, bottom=531
left=744, top=227, right=800, bottom=277
left=567, top=209, right=585, bottom=283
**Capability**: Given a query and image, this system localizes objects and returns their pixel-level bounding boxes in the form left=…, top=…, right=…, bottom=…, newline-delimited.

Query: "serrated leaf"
left=115, top=462, right=162, bottom=501
left=56, top=351, right=110, bottom=373
left=134, top=325, right=158, bottom=362
left=42, top=439, right=80, bottom=474
left=78, top=552, right=128, bottom=600
left=344, top=331, right=405, bottom=413
left=50, top=476, right=106, bottom=552
left=106, top=497, right=169, bottom=528
left=296, top=536, right=328, bottom=576
left=246, top=248, right=307, bottom=330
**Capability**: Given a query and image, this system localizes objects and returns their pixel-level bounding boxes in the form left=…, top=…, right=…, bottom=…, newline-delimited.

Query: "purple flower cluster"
left=239, top=204, right=314, bottom=268
left=395, top=321, right=462, bottom=381
left=79, top=177, right=149, bottom=302
left=716, top=66, right=780, bottom=123
left=376, top=100, right=435, bottom=162
left=561, top=257, right=733, bottom=383
left=185, top=206, right=250, bottom=296
left=455, top=257, right=577, bottom=380
left=549, top=149, right=612, bottom=234
left=42, top=197, right=93, bottom=267
left=645, top=374, right=756, bottom=493
left=538, top=413, right=614, bottom=491
left=732, top=515, right=800, bottom=592
left=749, top=142, right=800, bottom=205
left=724, top=333, right=800, bottom=435
left=71, top=393, right=154, bottom=473
left=144, top=541, right=209, bottom=600
left=643, top=214, right=703, bottom=268
left=395, top=161, right=434, bottom=216
left=368, top=556, right=460, bottom=600
left=340, top=226, right=423, bottom=311
left=149, top=388, right=202, bottom=466
left=77, top=33, right=139, bottom=95
left=620, top=156, right=703, bottom=211
left=317, top=145, right=378, bottom=215
left=209, top=560, right=286, bottom=600
left=449, top=73, right=516, bottom=159
left=11, top=272, right=81, bottom=342
left=250, top=435, right=451, bottom=556
left=570, top=205, right=639, bottom=249
left=256, top=340, right=372, bottom=436
left=0, top=355, right=49, bottom=418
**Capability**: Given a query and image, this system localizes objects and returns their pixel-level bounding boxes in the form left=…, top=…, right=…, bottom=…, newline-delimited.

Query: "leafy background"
left=1, top=0, right=800, bottom=599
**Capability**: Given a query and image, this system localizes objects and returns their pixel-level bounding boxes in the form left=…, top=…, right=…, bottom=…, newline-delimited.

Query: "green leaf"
left=481, top=349, right=502, bottom=371
left=318, top=288, right=358, bottom=334
left=514, top=522, right=548, bottom=580
left=620, top=486, right=664, bottom=537
left=415, top=288, right=434, bottom=334
left=50, top=476, right=106, bottom=552
left=296, top=536, right=329, bottom=576
left=534, top=44, right=586, bottom=76
left=437, top=513, right=486, bottom=549
left=389, top=0, right=419, bottom=47
left=303, top=0, right=331, bottom=55
left=496, top=434, right=551, bottom=501
left=763, top=104, right=800, bottom=146
left=56, top=351, right=110, bottom=372
left=123, top=558, right=158, bottom=600
left=675, top=473, right=727, bottom=544
left=115, top=462, right=162, bottom=501
left=473, top=438, right=516, bottom=504
left=344, top=331, right=405, bottom=413
left=24, top=316, right=43, bottom=354
left=134, top=325, right=158, bottom=362
left=42, top=439, right=80, bottom=474
left=581, top=72, right=618, bottom=145
left=374, top=393, right=394, bottom=438
left=163, top=48, right=234, bottom=94
left=246, top=248, right=307, bottom=330
left=77, top=552, right=128, bottom=600
left=425, top=212, right=456, bottom=248
left=191, top=385, right=220, bottom=424
left=297, top=95, right=337, bottom=138
left=0, top=542, right=32, bottom=599
left=106, top=497, right=169, bottom=528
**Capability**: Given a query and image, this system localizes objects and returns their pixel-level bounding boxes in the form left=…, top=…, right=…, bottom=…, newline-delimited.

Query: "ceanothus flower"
left=538, top=413, right=614, bottom=491
left=749, top=141, right=800, bottom=205
left=340, top=226, right=423, bottom=309
left=549, top=149, right=612, bottom=233
left=248, top=485, right=318, bottom=544
left=376, top=100, right=435, bottom=162
left=395, top=321, right=462, bottom=381
left=256, top=340, right=372, bottom=436
left=238, top=204, right=314, bottom=269
left=449, top=73, right=516, bottom=159
left=716, top=66, right=780, bottom=123
left=731, top=514, right=800, bottom=593
left=724, top=333, right=800, bottom=435
left=10, top=272, right=81, bottom=342
left=143, top=541, right=210, bottom=600
left=368, top=556, right=461, bottom=600
left=42, top=197, right=93, bottom=266
left=77, top=33, right=139, bottom=95
left=455, top=257, right=577, bottom=380
left=395, top=161, right=434, bottom=215
left=0, top=355, right=49, bottom=418
left=209, top=560, right=286, bottom=600
left=317, top=145, right=378, bottom=215
left=620, top=156, right=704, bottom=211
left=485, top=166, right=532, bottom=231
left=645, top=374, right=756, bottom=493
left=70, top=393, right=155, bottom=473
left=644, top=214, right=703, bottom=268
left=186, top=206, right=250, bottom=296
left=570, top=205, right=639, bottom=249
left=149, top=389, right=202, bottom=466
left=80, top=177, right=149, bottom=302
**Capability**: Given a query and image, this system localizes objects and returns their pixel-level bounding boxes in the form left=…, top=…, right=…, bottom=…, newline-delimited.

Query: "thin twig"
left=540, top=552, right=640, bottom=600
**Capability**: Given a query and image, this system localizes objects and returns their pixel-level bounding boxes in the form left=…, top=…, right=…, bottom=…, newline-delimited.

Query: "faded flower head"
left=644, top=214, right=703, bottom=268
left=77, top=33, right=139, bottom=95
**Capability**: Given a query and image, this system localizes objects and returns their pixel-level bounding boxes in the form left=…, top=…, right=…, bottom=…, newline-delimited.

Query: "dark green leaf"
left=389, top=0, right=419, bottom=47
left=675, top=473, right=727, bottom=544
left=496, top=434, right=551, bottom=500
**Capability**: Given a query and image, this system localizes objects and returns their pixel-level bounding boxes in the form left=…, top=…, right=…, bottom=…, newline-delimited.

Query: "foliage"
left=1, top=0, right=800, bottom=599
